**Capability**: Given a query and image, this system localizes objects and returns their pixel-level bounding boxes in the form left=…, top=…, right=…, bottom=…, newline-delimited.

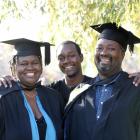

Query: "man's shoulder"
left=116, top=71, right=140, bottom=91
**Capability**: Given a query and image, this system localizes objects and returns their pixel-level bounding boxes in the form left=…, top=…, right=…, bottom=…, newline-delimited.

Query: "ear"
left=80, top=53, right=84, bottom=62
left=41, top=65, right=43, bottom=73
left=121, top=51, right=125, bottom=60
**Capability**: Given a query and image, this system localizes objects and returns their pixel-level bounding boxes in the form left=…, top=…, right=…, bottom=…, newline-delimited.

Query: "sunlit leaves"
left=0, top=0, right=140, bottom=76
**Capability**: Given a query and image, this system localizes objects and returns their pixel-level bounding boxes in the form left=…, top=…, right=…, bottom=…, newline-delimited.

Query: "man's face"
left=94, top=38, right=125, bottom=78
left=57, top=43, right=83, bottom=78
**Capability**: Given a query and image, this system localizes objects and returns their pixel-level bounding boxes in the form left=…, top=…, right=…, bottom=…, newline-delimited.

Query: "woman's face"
left=15, top=55, right=42, bottom=87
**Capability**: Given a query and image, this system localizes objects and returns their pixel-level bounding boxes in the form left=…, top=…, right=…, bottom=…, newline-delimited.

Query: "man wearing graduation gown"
left=64, top=22, right=140, bottom=140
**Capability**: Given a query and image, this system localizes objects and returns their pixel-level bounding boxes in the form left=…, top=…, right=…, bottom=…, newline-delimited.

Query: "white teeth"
left=100, top=58, right=110, bottom=65
left=102, top=59, right=109, bottom=62
left=26, top=73, right=34, bottom=76
left=101, top=58, right=110, bottom=62
left=65, top=66, right=73, bottom=69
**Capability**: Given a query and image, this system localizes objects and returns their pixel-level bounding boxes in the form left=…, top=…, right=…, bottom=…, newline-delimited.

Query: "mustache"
left=99, top=55, right=112, bottom=62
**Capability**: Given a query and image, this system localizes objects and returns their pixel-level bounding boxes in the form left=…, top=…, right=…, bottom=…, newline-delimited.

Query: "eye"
left=68, top=54, right=75, bottom=58
left=33, top=61, right=40, bottom=65
left=58, top=56, right=65, bottom=61
left=96, top=47, right=103, bottom=52
left=19, top=63, right=28, bottom=66
left=108, top=47, right=117, bottom=52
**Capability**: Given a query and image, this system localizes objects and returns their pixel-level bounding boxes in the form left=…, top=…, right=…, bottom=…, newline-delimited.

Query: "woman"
left=0, top=38, right=64, bottom=140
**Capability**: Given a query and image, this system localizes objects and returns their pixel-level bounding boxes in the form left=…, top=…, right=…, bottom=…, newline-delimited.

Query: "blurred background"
left=0, top=0, right=140, bottom=84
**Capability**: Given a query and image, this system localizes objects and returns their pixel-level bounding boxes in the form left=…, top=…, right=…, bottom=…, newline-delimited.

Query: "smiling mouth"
left=26, top=73, right=35, bottom=77
left=100, top=57, right=111, bottom=64
left=65, top=66, right=74, bottom=70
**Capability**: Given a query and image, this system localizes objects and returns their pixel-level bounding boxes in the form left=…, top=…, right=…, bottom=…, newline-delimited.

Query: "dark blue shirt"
left=95, top=73, right=121, bottom=119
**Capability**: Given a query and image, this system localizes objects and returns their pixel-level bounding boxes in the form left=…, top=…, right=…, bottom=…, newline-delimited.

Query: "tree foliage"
left=0, top=0, right=140, bottom=77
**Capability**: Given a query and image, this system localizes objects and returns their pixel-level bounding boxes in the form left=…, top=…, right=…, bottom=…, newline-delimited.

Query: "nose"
left=26, top=64, right=34, bottom=70
left=100, top=48, right=109, bottom=55
left=63, top=57, right=70, bottom=64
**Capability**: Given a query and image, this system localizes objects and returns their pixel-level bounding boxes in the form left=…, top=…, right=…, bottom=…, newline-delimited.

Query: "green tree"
left=0, top=0, right=140, bottom=78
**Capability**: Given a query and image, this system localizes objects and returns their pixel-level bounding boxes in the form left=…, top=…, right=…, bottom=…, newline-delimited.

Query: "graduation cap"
left=1, top=38, right=53, bottom=65
left=90, top=22, right=140, bottom=53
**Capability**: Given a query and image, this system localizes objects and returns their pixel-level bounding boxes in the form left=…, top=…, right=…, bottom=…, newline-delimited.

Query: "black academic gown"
left=64, top=71, right=140, bottom=140
left=50, top=75, right=93, bottom=105
left=0, top=83, right=64, bottom=140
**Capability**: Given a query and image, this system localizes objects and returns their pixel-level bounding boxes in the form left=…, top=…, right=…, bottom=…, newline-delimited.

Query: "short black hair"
left=57, top=40, right=82, bottom=55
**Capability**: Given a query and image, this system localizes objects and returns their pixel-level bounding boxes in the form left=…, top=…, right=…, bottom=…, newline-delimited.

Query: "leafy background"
left=0, top=0, right=140, bottom=83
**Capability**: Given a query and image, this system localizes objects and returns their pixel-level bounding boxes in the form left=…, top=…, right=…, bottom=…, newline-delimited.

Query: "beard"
left=96, top=62, right=122, bottom=78
left=95, top=55, right=112, bottom=74
left=97, top=64, right=111, bottom=73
